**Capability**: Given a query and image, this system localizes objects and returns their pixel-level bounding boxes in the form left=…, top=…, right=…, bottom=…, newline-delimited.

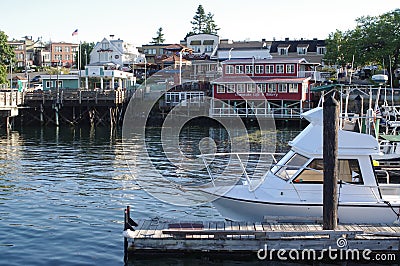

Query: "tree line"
left=324, top=9, right=400, bottom=83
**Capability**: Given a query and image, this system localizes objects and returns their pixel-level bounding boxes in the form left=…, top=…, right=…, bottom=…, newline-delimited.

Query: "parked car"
left=30, top=75, right=41, bottom=83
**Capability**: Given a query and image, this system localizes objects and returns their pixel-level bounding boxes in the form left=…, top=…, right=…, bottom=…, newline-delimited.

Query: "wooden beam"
left=323, top=92, right=339, bottom=230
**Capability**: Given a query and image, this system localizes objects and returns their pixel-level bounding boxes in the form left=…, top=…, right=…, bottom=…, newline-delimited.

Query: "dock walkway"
left=124, top=213, right=400, bottom=262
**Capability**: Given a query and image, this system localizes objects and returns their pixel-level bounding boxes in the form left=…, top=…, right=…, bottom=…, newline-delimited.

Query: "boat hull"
left=212, top=195, right=400, bottom=224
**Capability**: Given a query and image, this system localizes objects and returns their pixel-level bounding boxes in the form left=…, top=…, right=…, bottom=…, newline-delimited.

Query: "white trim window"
left=226, top=84, right=235, bottom=93
left=245, top=65, right=253, bottom=74
left=46, top=81, right=53, bottom=88
left=278, top=47, right=288, bottom=55
left=288, top=83, right=298, bottom=93
left=225, top=65, right=234, bottom=74
left=278, top=83, right=287, bottom=93
left=217, top=84, right=225, bottom=93
left=286, top=64, right=295, bottom=74
left=236, top=84, right=245, bottom=93
left=268, top=83, right=276, bottom=93
left=276, top=64, right=284, bottom=74
left=317, top=47, right=326, bottom=55
left=265, top=65, right=274, bottom=74
left=297, top=47, right=307, bottom=55
left=247, top=83, right=256, bottom=93
left=235, top=65, right=244, bottom=74
left=255, top=65, right=264, bottom=74
left=257, top=83, right=267, bottom=93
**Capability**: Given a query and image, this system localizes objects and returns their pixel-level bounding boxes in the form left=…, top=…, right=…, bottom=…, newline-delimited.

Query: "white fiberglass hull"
left=212, top=195, right=400, bottom=224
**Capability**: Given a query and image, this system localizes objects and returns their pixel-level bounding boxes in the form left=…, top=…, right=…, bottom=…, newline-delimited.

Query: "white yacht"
left=203, top=108, right=400, bottom=223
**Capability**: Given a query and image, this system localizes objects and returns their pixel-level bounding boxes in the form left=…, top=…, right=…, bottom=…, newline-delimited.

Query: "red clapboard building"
left=211, top=58, right=319, bottom=118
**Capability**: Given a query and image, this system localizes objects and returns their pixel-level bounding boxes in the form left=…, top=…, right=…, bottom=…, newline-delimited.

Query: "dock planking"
left=124, top=217, right=400, bottom=260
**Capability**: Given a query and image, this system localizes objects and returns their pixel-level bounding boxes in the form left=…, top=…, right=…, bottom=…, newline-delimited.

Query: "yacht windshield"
left=273, top=153, right=309, bottom=181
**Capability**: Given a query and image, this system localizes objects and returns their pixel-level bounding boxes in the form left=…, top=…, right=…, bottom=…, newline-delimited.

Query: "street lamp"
left=228, top=48, right=234, bottom=60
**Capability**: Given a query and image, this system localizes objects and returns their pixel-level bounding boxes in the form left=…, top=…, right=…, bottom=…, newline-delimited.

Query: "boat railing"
left=198, top=152, right=285, bottom=191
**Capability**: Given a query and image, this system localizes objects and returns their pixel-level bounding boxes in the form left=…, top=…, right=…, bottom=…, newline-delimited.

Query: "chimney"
left=285, top=37, right=289, bottom=41
left=110, top=35, right=115, bottom=39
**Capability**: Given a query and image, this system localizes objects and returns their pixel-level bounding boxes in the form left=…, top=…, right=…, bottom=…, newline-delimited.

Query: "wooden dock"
left=123, top=208, right=400, bottom=262
left=18, top=89, right=134, bottom=127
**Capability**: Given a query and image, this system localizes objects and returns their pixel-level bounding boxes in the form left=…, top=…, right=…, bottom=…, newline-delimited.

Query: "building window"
left=278, top=83, right=287, bottom=93
left=55, top=46, right=62, bottom=52
left=57, top=81, right=63, bottom=88
left=317, top=47, right=326, bottom=55
left=286, top=64, right=295, bottom=73
left=225, top=65, right=234, bottom=74
left=236, top=84, right=245, bottom=93
left=257, top=83, right=266, bottom=93
left=268, top=84, right=276, bottom=93
left=245, top=65, right=253, bottom=74
left=265, top=65, right=274, bottom=74
left=235, top=65, right=244, bottom=74
left=65, top=47, right=70, bottom=53
left=205, top=45, right=214, bottom=52
left=247, top=83, right=256, bottom=93
left=255, top=65, right=264, bottom=74
left=65, top=55, right=70, bottom=60
left=297, top=47, right=307, bottom=55
left=46, top=81, right=53, bottom=88
left=288, top=83, right=298, bottom=93
left=278, top=48, right=288, bottom=55
left=217, top=85, right=225, bottom=93
left=276, top=64, right=284, bottom=74
left=226, top=84, right=235, bottom=93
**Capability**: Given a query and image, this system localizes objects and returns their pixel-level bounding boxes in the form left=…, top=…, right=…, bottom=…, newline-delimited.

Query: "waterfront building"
left=210, top=57, right=319, bottom=118
left=269, top=38, right=326, bottom=65
left=210, top=39, right=272, bottom=61
left=49, top=42, right=79, bottom=67
left=89, top=37, right=145, bottom=70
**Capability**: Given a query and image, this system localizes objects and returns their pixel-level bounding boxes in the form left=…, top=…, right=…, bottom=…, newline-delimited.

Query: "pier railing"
left=0, top=91, right=24, bottom=108
left=211, top=107, right=310, bottom=119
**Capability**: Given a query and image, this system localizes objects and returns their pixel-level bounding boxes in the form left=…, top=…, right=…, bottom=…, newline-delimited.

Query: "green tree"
left=151, top=27, right=165, bottom=44
left=0, top=30, right=15, bottom=85
left=75, top=42, right=95, bottom=69
left=191, top=5, right=207, bottom=34
left=188, top=5, right=219, bottom=36
left=325, top=9, right=400, bottom=82
left=204, top=12, right=220, bottom=34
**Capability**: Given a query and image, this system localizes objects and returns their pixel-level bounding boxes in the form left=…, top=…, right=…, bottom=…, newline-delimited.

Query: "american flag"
left=72, top=29, right=78, bottom=36
left=375, top=106, right=381, bottom=116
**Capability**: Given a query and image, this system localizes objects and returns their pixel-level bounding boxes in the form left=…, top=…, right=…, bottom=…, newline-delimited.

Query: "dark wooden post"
left=323, top=93, right=339, bottom=230
left=124, top=206, right=130, bottom=264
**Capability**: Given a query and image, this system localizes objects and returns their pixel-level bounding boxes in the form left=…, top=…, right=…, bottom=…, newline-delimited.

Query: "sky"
left=2, top=0, right=399, bottom=46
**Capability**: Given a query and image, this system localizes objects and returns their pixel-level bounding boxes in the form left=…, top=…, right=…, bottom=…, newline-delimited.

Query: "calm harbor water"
left=0, top=124, right=301, bottom=266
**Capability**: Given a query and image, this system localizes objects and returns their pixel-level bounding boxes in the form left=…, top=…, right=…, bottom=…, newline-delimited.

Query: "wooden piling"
left=323, top=92, right=339, bottom=230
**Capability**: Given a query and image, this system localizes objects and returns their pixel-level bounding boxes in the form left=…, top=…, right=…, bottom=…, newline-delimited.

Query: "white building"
left=89, top=37, right=145, bottom=69
left=183, top=34, right=219, bottom=56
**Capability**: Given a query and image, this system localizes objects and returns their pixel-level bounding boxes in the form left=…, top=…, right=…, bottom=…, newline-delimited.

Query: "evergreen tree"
left=188, top=5, right=220, bottom=37
left=0, top=30, right=15, bottom=85
left=151, top=27, right=165, bottom=44
left=204, top=12, right=220, bottom=34
left=190, top=5, right=206, bottom=34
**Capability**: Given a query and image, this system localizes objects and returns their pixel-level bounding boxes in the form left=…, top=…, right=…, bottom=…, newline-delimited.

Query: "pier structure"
left=123, top=207, right=400, bottom=262
left=0, top=90, right=24, bottom=130
left=20, top=89, right=134, bottom=127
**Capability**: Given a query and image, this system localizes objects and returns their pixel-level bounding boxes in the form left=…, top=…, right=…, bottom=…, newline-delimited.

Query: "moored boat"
left=202, top=107, right=400, bottom=223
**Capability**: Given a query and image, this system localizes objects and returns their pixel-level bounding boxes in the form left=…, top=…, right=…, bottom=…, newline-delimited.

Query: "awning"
left=380, top=134, right=400, bottom=142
